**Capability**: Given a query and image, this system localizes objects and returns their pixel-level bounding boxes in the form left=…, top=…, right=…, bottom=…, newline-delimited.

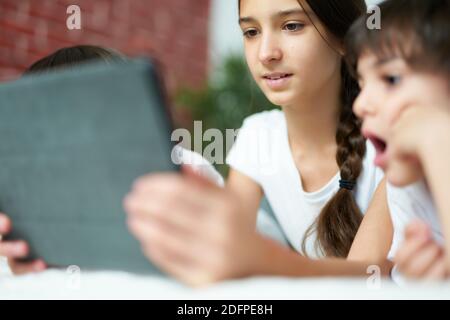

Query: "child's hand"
left=0, top=213, right=46, bottom=275
left=395, top=220, right=448, bottom=280
left=123, top=166, right=269, bottom=287
left=386, top=106, right=450, bottom=186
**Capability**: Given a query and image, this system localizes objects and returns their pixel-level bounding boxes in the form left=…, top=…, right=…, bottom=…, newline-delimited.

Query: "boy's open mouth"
left=366, top=134, right=388, bottom=168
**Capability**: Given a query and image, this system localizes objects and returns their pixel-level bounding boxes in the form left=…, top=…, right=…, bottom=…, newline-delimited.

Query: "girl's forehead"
left=239, top=0, right=304, bottom=17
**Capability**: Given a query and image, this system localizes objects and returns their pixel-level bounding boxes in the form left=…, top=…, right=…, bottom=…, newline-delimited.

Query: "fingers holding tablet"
left=0, top=213, right=46, bottom=275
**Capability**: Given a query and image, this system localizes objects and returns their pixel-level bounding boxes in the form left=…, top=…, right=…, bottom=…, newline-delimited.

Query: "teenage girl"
left=124, top=0, right=394, bottom=286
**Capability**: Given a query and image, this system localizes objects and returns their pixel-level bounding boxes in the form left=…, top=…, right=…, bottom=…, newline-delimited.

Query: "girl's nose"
left=258, top=33, right=282, bottom=65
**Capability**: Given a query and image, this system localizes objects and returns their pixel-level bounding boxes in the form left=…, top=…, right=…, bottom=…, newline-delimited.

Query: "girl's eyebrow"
left=277, top=8, right=308, bottom=18
left=239, top=8, right=307, bottom=25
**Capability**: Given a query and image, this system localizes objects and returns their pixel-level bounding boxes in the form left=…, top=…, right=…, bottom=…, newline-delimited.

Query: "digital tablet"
left=0, top=59, right=178, bottom=274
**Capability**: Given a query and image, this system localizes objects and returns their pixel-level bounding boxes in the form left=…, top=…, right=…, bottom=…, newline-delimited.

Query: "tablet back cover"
left=0, top=60, right=176, bottom=274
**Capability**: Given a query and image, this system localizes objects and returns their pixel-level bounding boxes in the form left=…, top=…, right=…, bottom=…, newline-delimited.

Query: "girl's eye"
left=383, top=75, right=402, bottom=87
left=283, top=22, right=304, bottom=32
left=243, top=29, right=259, bottom=38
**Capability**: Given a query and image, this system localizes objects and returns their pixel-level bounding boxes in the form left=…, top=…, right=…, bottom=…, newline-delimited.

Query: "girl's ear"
left=326, top=33, right=346, bottom=57
left=337, top=41, right=346, bottom=56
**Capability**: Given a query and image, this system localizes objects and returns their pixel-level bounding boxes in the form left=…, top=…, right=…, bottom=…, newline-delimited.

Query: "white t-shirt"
left=387, top=181, right=444, bottom=285
left=387, top=180, right=444, bottom=260
left=226, top=110, right=384, bottom=258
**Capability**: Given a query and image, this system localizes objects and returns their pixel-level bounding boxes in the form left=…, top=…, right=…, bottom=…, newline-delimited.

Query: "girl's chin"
left=265, top=92, right=296, bottom=107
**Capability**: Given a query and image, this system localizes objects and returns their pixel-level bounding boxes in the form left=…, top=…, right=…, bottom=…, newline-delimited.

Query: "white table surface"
left=1, top=267, right=450, bottom=300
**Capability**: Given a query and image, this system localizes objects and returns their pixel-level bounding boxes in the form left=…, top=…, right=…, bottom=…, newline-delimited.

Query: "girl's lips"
left=263, top=74, right=293, bottom=90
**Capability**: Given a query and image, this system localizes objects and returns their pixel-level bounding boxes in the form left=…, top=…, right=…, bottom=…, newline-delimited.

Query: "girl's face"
left=354, top=52, right=450, bottom=186
left=239, top=0, right=342, bottom=108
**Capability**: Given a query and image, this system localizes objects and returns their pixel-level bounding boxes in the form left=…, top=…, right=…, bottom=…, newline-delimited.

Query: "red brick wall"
left=0, top=0, right=210, bottom=95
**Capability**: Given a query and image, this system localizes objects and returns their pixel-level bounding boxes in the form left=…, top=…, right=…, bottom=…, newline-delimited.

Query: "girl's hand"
left=395, top=220, right=448, bottom=280
left=123, top=166, right=269, bottom=286
left=0, top=213, right=47, bottom=275
left=386, top=106, right=450, bottom=186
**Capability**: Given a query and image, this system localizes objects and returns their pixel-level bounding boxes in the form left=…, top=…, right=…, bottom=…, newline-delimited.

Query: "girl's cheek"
left=245, top=52, right=259, bottom=79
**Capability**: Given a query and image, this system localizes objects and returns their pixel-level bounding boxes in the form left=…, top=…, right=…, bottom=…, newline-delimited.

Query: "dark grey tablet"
left=0, top=59, right=178, bottom=274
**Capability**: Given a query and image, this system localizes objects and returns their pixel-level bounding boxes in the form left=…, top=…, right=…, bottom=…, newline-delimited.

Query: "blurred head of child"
left=24, top=45, right=125, bottom=75
left=346, top=0, right=449, bottom=186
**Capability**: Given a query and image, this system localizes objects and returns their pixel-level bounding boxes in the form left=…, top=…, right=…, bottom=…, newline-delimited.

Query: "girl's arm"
left=257, top=180, right=394, bottom=278
left=124, top=169, right=392, bottom=286
left=347, top=179, right=394, bottom=275
left=418, top=115, right=450, bottom=269
left=389, top=107, right=450, bottom=270
left=226, top=168, right=264, bottom=227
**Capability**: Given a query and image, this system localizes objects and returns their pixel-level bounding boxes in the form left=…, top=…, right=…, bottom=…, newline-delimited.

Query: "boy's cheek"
left=386, top=158, right=423, bottom=187
left=383, top=91, right=417, bottom=127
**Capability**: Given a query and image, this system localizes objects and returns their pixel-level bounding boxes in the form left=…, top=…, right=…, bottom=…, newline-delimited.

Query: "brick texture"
left=0, top=0, right=211, bottom=96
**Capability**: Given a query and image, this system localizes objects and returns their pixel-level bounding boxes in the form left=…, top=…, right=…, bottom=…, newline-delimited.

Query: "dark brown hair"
left=346, top=0, right=450, bottom=79
left=238, top=0, right=367, bottom=257
left=24, top=45, right=125, bottom=75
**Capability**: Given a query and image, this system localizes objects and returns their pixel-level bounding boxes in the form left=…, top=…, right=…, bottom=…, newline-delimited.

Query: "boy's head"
left=24, top=45, right=125, bottom=75
left=345, top=0, right=450, bottom=185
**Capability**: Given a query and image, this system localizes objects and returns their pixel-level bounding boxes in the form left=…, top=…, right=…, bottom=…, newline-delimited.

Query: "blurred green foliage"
left=175, top=55, right=277, bottom=176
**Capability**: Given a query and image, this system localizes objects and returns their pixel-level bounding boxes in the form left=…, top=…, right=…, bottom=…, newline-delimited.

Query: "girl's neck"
left=283, top=83, right=341, bottom=154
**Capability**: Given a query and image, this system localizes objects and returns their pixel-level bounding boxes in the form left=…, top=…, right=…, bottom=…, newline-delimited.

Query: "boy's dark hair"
left=24, top=45, right=126, bottom=75
left=346, top=0, right=450, bottom=78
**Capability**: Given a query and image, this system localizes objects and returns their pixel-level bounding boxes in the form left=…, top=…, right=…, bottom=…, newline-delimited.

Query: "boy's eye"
left=383, top=75, right=402, bottom=86
left=243, top=28, right=259, bottom=38
left=283, top=22, right=305, bottom=32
